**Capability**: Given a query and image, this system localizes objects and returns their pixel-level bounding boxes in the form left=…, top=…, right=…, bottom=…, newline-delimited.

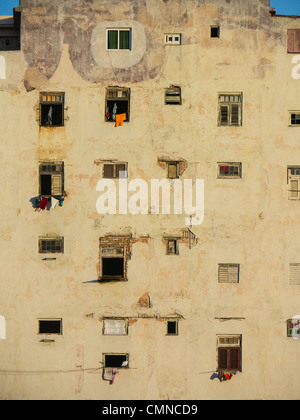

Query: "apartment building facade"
left=0, top=0, right=300, bottom=400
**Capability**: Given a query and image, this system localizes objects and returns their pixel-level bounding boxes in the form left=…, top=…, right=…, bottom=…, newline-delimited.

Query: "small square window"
left=167, top=320, right=178, bottom=335
left=103, top=319, right=128, bottom=335
left=167, top=162, right=179, bottom=179
left=107, top=29, right=131, bottom=50
left=218, top=264, right=239, bottom=283
left=40, top=93, right=64, bottom=127
left=211, top=26, right=220, bottom=38
left=288, top=167, right=300, bottom=200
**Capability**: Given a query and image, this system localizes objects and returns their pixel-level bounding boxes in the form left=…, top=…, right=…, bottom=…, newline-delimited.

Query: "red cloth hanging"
left=39, top=197, right=48, bottom=210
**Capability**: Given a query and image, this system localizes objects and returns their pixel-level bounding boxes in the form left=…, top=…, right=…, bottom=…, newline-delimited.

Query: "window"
left=287, top=29, right=300, bottom=53
left=218, top=93, right=242, bottom=126
left=167, top=320, right=178, bottom=335
left=39, top=162, right=64, bottom=197
left=166, top=239, right=179, bottom=255
left=164, top=33, right=181, bottom=45
left=103, top=163, right=128, bottom=179
left=107, top=29, right=131, bottom=50
left=103, top=318, right=128, bottom=335
left=218, top=264, right=239, bottom=283
left=0, top=37, right=20, bottom=51
left=105, top=87, right=130, bottom=123
left=38, top=319, right=62, bottom=334
left=217, top=335, right=241, bottom=372
left=217, top=163, right=241, bottom=179
left=99, top=236, right=131, bottom=282
left=103, top=353, right=129, bottom=368
left=289, top=112, right=300, bottom=126
left=167, top=162, right=179, bottom=179
left=289, top=263, right=300, bottom=285
left=38, top=237, right=64, bottom=254
left=165, top=85, right=181, bottom=105
left=288, top=167, right=300, bottom=200
left=211, top=26, right=220, bottom=38
left=40, top=93, right=64, bottom=127
left=287, top=318, right=300, bottom=337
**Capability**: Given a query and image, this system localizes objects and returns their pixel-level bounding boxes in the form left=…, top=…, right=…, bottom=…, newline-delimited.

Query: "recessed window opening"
left=40, top=93, right=64, bottom=127
left=102, top=257, right=124, bottom=277
left=167, top=320, right=178, bottom=335
left=105, top=87, right=130, bottom=122
left=211, top=26, right=220, bottom=38
left=104, top=354, right=128, bottom=368
left=38, top=319, right=62, bottom=334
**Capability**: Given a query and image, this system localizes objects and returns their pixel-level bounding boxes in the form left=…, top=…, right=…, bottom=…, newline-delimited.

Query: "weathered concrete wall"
left=0, top=0, right=300, bottom=400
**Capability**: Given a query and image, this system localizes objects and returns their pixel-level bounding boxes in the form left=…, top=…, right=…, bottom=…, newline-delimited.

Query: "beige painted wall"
left=0, top=0, right=300, bottom=400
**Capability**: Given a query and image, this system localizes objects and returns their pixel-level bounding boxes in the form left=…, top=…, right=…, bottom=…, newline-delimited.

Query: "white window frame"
left=106, top=28, right=131, bottom=51
left=217, top=162, right=242, bottom=179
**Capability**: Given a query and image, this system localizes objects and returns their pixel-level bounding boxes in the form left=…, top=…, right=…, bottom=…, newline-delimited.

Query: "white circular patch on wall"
left=91, top=20, right=147, bottom=69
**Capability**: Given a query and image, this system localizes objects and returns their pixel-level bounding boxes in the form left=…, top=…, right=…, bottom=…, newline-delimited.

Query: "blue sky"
left=0, top=0, right=300, bottom=16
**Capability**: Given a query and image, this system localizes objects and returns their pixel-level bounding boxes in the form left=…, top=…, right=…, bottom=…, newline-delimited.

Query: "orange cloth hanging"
left=115, top=113, right=126, bottom=127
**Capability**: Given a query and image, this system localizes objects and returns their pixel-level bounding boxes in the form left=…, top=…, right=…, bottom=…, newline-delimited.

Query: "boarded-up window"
left=103, top=319, right=128, bottom=335
left=218, top=93, right=242, bottom=126
left=218, top=264, right=239, bottom=283
left=287, top=29, right=300, bottom=53
left=288, top=167, right=300, bottom=200
left=39, top=162, right=64, bottom=197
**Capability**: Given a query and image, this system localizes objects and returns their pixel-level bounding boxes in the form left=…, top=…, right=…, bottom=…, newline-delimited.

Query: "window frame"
left=218, top=93, right=242, bottom=126
left=105, top=87, right=130, bottom=122
left=287, top=167, right=300, bottom=200
left=217, top=335, right=241, bottom=372
left=39, top=92, right=65, bottom=127
left=164, top=33, right=181, bottom=45
left=165, top=85, right=182, bottom=105
left=39, top=161, right=64, bottom=197
left=38, top=318, right=62, bottom=335
left=217, top=162, right=242, bottom=179
left=210, top=26, right=220, bottom=38
left=100, top=244, right=127, bottom=282
left=166, top=320, right=179, bottom=335
left=166, top=238, right=179, bottom=255
left=289, top=111, right=300, bottom=126
left=102, top=318, right=128, bottom=335
left=106, top=28, right=131, bottom=51
left=38, top=237, right=64, bottom=254
left=103, top=162, right=128, bottom=179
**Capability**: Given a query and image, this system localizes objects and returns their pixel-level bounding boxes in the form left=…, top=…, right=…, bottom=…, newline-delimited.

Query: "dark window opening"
left=40, top=93, right=64, bottom=127
left=211, top=26, right=220, bottom=38
left=0, top=36, right=20, bottom=51
left=103, top=163, right=127, bottom=179
left=107, top=29, right=131, bottom=50
left=291, top=113, right=300, bottom=125
left=40, top=174, right=52, bottom=196
left=165, top=86, right=181, bottom=105
left=105, top=88, right=130, bottom=122
left=102, top=257, right=124, bottom=277
left=104, top=354, right=128, bottom=368
left=167, top=320, right=178, bottom=335
left=166, top=239, right=179, bottom=255
left=38, top=319, right=62, bottom=334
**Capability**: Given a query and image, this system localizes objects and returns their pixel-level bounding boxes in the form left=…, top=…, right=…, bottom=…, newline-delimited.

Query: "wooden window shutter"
left=289, top=263, right=300, bottom=285
left=168, top=163, right=178, bottom=179
left=218, top=348, right=229, bottom=370
left=229, top=347, right=240, bottom=370
left=103, top=164, right=115, bottom=178
left=287, top=29, right=300, bottom=53
left=51, top=174, right=62, bottom=196
left=231, top=104, right=240, bottom=125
